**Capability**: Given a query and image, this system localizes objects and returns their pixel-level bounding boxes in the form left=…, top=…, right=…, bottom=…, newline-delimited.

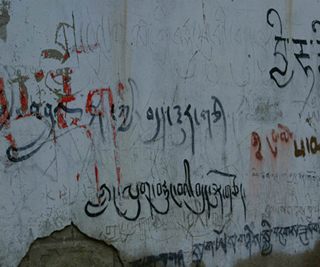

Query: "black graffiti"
left=0, top=65, right=137, bottom=162
left=267, top=8, right=294, bottom=88
left=192, top=218, right=320, bottom=265
left=264, top=205, right=319, bottom=222
left=129, top=250, right=185, bottom=267
left=144, top=96, right=226, bottom=155
left=252, top=169, right=320, bottom=181
left=267, top=8, right=320, bottom=117
left=84, top=159, right=246, bottom=221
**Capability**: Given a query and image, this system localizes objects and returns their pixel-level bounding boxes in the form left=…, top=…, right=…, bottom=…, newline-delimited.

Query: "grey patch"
left=41, top=49, right=64, bottom=61
left=254, top=101, right=283, bottom=122
left=0, top=0, right=10, bottom=42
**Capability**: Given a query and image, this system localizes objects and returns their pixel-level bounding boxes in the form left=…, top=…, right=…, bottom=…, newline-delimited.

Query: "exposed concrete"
left=234, top=240, right=320, bottom=267
left=19, top=223, right=124, bottom=267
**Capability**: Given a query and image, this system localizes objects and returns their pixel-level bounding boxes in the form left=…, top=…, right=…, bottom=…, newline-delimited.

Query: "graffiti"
left=267, top=8, right=320, bottom=117
left=41, top=13, right=76, bottom=64
left=144, top=96, right=226, bottom=155
left=251, top=170, right=320, bottom=187
left=294, top=136, right=320, bottom=158
left=104, top=215, right=169, bottom=242
left=264, top=205, right=319, bottom=222
left=129, top=250, right=185, bottom=267
left=84, top=159, right=246, bottom=221
left=267, top=8, right=294, bottom=89
left=0, top=68, right=136, bottom=162
left=251, top=124, right=293, bottom=161
left=192, top=218, right=320, bottom=265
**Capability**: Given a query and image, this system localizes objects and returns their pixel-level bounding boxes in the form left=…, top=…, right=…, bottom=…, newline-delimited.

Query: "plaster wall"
left=0, top=0, right=319, bottom=266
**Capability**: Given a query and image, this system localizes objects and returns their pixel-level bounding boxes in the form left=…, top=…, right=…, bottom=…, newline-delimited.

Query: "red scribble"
left=59, top=192, right=61, bottom=199
left=86, top=129, right=92, bottom=139
left=118, top=82, right=124, bottom=101
left=50, top=72, right=56, bottom=79
left=63, top=75, right=71, bottom=95
left=266, top=129, right=278, bottom=158
left=95, top=165, right=100, bottom=204
left=71, top=118, right=79, bottom=126
left=86, top=89, right=105, bottom=116
left=278, top=124, right=293, bottom=142
left=118, top=83, right=127, bottom=127
left=251, top=132, right=263, bottom=160
left=61, top=95, right=76, bottom=103
left=14, top=113, right=32, bottom=120
left=63, top=51, right=70, bottom=60
left=5, top=134, right=16, bottom=148
left=44, top=51, right=48, bottom=58
left=51, top=129, right=57, bottom=143
left=55, top=71, right=75, bottom=128
left=35, top=70, right=45, bottom=79
left=20, top=85, right=28, bottom=113
left=0, top=78, right=10, bottom=127
left=76, top=50, right=82, bottom=54
left=57, top=113, right=68, bottom=129
left=86, top=129, right=94, bottom=145
left=85, top=87, right=122, bottom=187
left=71, top=118, right=87, bottom=130
left=118, top=83, right=124, bottom=97
left=77, top=173, right=80, bottom=181
left=94, top=43, right=98, bottom=47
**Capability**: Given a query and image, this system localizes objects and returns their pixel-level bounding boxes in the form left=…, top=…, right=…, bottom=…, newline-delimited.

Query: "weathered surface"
left=19, top=224, right=124, bottom=267
left=0, top=0, right=319, bottom=266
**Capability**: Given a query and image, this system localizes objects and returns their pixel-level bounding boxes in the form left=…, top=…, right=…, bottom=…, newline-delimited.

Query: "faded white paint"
left=0, top=0, right=319, bottom=266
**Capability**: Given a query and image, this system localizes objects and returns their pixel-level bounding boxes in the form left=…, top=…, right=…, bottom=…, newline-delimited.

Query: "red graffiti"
left=50, top=68, right=76, bottom=128
left=14, top=113, right=32, bottom=121
left=35, top=70, right=45, bottom=80
left=251, top=132, right=263, bottom=160
left=51, top=129, right=57, bottom=143
left=63, top=51, right=70, bottom=60
left=118, top=82, right=125, bottom=100
left=0, top=78, right=9, bottom=127
left=5, top=134, right=16, bottom=148
left=57, top=113, right=68, bottom=129
left=252, top=124, right=293, bottom=160
left=86, top=129, right=93, bottom=145
left=85, top=87, right=122, bottom=187
left=266, top=129, right=278, bottom=157
left=20, top=85, right=28, bottom=113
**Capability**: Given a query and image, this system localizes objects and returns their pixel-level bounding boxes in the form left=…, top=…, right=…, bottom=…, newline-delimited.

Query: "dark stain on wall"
left=234, top=240, right=320, bottom=267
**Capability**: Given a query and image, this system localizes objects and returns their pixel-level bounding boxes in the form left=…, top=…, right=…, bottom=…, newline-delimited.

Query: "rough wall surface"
left=19, top=224, right=124, bottom=267
left=0, top=0, right=320, bottom=266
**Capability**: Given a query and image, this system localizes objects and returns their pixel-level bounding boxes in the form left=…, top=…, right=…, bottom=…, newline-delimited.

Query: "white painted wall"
left=0, top=0, right=319, bottom=266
